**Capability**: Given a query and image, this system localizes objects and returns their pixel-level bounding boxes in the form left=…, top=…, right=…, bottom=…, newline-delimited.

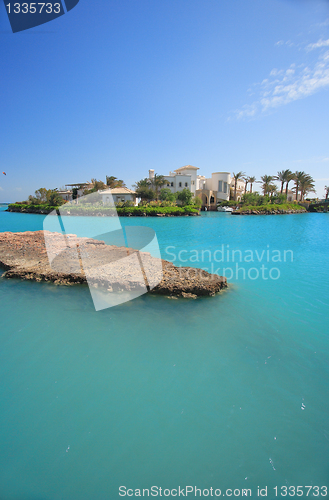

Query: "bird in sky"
left=2, top=172, right=6, bottom=175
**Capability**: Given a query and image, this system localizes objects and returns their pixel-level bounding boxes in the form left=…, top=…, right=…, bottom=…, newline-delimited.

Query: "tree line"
left=232, top=170, right=316, bottom=201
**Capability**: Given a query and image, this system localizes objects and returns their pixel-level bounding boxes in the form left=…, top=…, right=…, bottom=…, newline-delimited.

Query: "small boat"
left=217, top=206, right=233, bottom=212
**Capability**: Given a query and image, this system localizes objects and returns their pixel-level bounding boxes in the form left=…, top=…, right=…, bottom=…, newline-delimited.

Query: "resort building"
left=101, top=187, right=138, bottom=205
left=195, top=172, right=232, bottom=210
left=148, top=166, right=247, bottom=209
left=149, top=165, right=202, bottom=195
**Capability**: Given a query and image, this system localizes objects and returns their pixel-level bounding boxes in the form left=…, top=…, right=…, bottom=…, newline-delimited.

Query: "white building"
left=147, top=166, right=246, bottom=209
left=149, top=165, right=200, bottom=195
left=101, top=187, right=137, bottom=205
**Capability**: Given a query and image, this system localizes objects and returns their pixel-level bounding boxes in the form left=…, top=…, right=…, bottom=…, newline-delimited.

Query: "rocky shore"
left=232, top=208, right=306, bottom=215
left=0, top=231, right=227, bottom=298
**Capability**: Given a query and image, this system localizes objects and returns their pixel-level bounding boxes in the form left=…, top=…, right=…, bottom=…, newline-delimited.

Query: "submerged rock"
left=0, top=231, right=227, bottom=298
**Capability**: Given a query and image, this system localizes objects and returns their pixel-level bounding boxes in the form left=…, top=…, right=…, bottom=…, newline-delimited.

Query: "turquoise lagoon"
left=0, top=206, right=328, bottom=499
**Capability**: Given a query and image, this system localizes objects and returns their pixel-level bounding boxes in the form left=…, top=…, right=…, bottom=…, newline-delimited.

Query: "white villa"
left=147, top=167, right=247, bottom=210
left=149, top=165, right=201, bottom=195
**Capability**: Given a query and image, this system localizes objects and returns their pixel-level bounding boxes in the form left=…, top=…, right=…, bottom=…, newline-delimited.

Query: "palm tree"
left=134, top=178, right=151, bottom=189
left=248, top=176, right=256, bottom=193
left=285, top=171, right=294, bottom=197
left=293, top=171, right=306, bottom=201
left=260, top=175, right=274, bottom=196
left=276, top=169, right=293, bottom=194
left=268, top=184, right=278, bottom=197
left=133, top=178, right=155, bottom=201
left=243, top=175, right=256, bottom=194
left=232, top=171, right=245, bottom=201
left=299, top=174, right=315, bottom=201
left=151, top=173, right=166, bottom=200
left=325, top=186, right=329, bottom=200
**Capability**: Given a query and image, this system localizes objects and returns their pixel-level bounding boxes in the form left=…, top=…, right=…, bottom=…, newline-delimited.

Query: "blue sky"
left=1, top=0, right=329, bottom=202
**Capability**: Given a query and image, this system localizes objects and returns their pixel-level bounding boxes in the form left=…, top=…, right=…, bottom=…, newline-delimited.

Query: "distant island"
left=5, top=168, right=328, bottom=216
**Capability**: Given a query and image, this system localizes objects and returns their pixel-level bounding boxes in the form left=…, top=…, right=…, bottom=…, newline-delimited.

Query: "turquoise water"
left=0, top=207, right=329, bottom=499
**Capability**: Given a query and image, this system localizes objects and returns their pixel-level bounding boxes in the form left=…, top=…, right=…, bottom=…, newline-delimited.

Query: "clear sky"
left=1, top=0, right=329, bottom=202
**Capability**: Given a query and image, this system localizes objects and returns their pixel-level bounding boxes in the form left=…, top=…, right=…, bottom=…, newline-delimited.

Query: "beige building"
left=57, top=190, right=73, bottom=202
left=196, top=172, right=232, bottom=210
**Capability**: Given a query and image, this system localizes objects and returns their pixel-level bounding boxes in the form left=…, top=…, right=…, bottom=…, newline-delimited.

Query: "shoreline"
left=231, top=208, right=306, bottom=215
left=6, top=205, right=201, bottom=217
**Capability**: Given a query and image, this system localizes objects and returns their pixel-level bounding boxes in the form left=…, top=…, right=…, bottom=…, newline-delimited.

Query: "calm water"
left=0, top=207, right=328, bottom=499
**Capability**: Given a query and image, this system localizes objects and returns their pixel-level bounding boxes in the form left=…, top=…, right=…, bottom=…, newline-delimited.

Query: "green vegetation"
left=176, top=188, right=193, bottom=206
left=238, top=193, right=306, bottom=212
left=59, top=205, right=199, bottom=216
left=159, top=188, right=176, bottom=202
left=7, top=203, right=199, bottom=216
left=7, top=203, right=61, bottom=213
left=219, top=192, right=306, bottom=214
left=105, top=176, right=125, bottom=188
left=83, top=179, right=107, bottom=194
left=218, top=200, right=239, bottom=208
left=134, top=174, right=166, bottom=201
left=18, top=188, right=67, bottom=207
left=235, top=203, right=305, bottom=213
left=241, top=192, right=288, bottom=206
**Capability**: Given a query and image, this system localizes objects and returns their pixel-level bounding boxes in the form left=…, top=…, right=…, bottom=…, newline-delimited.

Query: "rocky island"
left=0, top=231, right=227, bottom=298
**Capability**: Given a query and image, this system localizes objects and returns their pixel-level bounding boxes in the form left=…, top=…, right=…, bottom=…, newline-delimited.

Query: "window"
left=185, top=182, right=188, bottom=187
left=191, top=180, right=195, bottom=185
left=218, top=180, right=223, bottom=192
left=179, top=182, right=182, bottom=187
left=167, top=183, right=170, bottom=187
left=210, top=196, right=215, bottom=204
left=171, top=182, right=174, bottom=187
left=224, top=182, right=227, bottom=193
